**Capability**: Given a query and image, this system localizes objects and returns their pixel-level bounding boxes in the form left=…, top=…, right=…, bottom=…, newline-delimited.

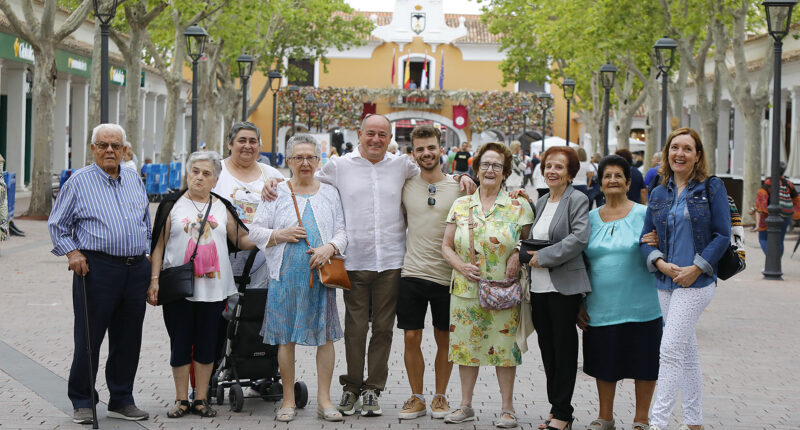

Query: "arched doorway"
left=384, top=110, right=468, bottom=147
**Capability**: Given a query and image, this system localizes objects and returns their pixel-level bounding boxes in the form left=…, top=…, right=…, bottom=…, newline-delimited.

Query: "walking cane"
left=79, top=275, right=100, bottom=429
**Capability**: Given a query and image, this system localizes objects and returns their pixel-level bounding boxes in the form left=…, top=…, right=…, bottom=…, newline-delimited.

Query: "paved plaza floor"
left=1, top=196, right=799, bottom=429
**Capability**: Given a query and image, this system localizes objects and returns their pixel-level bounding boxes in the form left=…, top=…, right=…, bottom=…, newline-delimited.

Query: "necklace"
left=187, top=195, right=209, bottom=218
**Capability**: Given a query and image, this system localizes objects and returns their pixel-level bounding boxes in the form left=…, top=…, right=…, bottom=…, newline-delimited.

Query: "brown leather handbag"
left=287, top=182, right=351, bottom=290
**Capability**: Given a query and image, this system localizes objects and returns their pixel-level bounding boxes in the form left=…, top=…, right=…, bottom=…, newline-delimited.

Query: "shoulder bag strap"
left=189, top=196, right=213, bottom=262
left=287, top=181, right=314, bottom=288
left=468, top=204, right=477, bottom=266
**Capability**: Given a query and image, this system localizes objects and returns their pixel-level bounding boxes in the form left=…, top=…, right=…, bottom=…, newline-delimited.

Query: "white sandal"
left=276, top=406, right=296, bottom=422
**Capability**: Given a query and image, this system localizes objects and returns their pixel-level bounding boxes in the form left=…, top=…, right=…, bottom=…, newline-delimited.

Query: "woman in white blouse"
left=249, top=134, right=348, bottom=423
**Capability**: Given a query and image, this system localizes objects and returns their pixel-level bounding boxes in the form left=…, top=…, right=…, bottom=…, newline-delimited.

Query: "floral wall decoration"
left=277, top=87, right=553, bottom=135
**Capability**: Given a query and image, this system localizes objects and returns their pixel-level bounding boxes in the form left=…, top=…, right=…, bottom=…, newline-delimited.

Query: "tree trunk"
left=160, top=78, right=181, bottom=161
left=741, top=109, right=762, bottom=224
left=122, top=28, right=144, bottom=156
left=87, top=19, right=102, bottom=164
left=643, top=69, right=660, bottom=168
left=668, top=58, right=689, bottom=130
left=27, top=46, right=57, bottom=216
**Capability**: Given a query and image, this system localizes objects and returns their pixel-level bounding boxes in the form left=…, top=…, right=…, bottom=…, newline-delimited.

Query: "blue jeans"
left=758, top=216, right=792, bottom=257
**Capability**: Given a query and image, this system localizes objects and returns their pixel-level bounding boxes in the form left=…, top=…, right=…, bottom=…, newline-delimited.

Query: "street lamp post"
left=305, top=93, right=316, bottom=131
left=599, top=62, right=617, bottom=156
left=267, top=70, right=282, bottom=166
left=184, top=24, right=208, bottom=154
left=288, top=85, right=299, bottom=139
left=654, top=36, right=678, bottom=149
left=92, top=0, right=119, bottom=124
left=537, top=92, right=553, bottom=152
left=521, top=100, right=531, bottom=135
left=563, top=78, right=576, bottom=145
left=507, top=107, right=515, bottom=144
left=236, top=53, right=255, bottom=121
left=762, top=0, right=797, bottom=280
left=318, top=102, right=330, bottom=133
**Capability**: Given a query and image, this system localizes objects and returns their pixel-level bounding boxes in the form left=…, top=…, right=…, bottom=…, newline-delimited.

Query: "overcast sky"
left=345, top=0, right=484, bottom=14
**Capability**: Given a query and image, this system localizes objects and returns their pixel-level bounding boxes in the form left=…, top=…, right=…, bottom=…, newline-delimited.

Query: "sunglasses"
left=427, top=184, right=436, bottom=206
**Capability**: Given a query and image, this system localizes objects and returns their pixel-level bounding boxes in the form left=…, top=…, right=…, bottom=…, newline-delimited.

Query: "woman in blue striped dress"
left=249, top=134, right=347, bottom=423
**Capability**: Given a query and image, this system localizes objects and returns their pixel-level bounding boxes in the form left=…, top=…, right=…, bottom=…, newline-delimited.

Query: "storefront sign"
left=110, top=66, right=126, bottom=86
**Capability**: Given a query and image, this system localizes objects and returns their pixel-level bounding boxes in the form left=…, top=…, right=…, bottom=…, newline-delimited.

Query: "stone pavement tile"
left=2, top=219, right=800, bottom=429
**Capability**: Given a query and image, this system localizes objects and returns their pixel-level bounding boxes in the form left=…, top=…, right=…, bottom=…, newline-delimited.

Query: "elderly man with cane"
left=48, top=123, right=152, bottom=425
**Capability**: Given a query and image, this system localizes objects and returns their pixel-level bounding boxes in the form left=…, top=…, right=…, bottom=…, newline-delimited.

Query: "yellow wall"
left=550, top=82, right=579, bottom=144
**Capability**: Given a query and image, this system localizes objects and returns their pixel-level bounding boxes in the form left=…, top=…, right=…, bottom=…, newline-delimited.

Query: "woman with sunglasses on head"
left=640, top=128, right=730, bottom=430
left=441, top=142, right=534, bottom=428
left=248, top=134, right=347, bottom=423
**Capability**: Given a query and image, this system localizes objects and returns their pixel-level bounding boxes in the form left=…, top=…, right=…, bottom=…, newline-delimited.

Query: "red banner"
left=452, top=105, right=468, bottom=130
left=361, top=102, right=376, bottom=120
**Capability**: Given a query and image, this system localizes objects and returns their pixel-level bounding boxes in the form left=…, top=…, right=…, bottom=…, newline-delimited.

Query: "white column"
left=110, top=86, right=121, bottom=124
left=138, top=89, right=146, bottom=162
left=155, top=94, right=166, bottom=158
left=71, top=81, right=89, bottom=169
left=5, top=66, right=27, bottom=188
left=143, top=92, right=156, bottom=161
left=786, top=86, right=800, bottom=178
left=175, top=100, right=187, bottom=161
left=53, top=77, right=72, bottom=171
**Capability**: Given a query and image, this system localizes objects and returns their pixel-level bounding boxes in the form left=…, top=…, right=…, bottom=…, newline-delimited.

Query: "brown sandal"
left=167, top=400, right=190, bottom=418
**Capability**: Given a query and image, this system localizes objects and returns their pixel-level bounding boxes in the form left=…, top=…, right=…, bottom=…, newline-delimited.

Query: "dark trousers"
left=340, top=269, right=400, bottom=393
left=531, top=292, right=582, bottom=421
left=68, top=251, right=150, bottom=409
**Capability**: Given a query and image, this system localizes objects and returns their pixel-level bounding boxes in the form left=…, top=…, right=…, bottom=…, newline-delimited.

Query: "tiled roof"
left=335, top=11, right=500, bottom=44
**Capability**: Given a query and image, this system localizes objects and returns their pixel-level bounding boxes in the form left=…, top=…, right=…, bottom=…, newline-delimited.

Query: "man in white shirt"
left=262, top=114, right=474, bottom=417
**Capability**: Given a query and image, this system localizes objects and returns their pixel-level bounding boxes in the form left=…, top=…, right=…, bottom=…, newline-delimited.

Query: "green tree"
left=0, top=0, right=93, bottom=216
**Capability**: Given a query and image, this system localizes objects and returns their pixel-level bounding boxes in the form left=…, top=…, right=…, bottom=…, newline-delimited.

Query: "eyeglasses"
left=478, top=162, right=504, bottom=172
left=289, top=156, right=319, bottom=164
left=427, top=184, right=436, bottom=206
left=95, top=141, right=123, bottom=151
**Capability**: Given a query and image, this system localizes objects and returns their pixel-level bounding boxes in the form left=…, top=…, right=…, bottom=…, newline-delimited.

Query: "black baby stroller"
left=209, top=249, right=309, bottom=412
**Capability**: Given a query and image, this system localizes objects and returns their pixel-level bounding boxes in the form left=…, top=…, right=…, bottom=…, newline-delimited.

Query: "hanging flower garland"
left=276, top=87, right=553, bottom=134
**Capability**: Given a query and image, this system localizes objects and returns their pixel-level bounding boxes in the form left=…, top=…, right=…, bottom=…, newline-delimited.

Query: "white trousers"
left=650, top=285, right=715, bottom=427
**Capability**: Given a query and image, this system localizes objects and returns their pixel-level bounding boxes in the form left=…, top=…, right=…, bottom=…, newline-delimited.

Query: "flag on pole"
left=420, top=59, right=428, bottom=90
left=391, top=49, right=396, bottom=84
left=438, top=51, right=445, bottom=89
left=403, top=57, right=411, bottom=89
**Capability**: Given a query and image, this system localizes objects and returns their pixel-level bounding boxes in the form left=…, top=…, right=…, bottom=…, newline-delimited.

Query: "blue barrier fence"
left=4, top=172, right=15, bottom=219
left=169, top=162, right=182, bottom=190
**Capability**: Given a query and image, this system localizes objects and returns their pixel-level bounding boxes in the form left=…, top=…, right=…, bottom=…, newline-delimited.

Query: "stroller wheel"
left=294, top=381, right=309, bottom=409
left=261, top=381, right=283, bottom=401
left=230, top=384, right=244, bottom=412
left=216, top=385, right=225, bottom=405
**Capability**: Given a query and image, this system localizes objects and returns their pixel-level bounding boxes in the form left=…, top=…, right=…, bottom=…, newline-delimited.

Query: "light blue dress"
left=584, top=204, right=661, bottom=326
left=260, top=199, right=343, bottom=346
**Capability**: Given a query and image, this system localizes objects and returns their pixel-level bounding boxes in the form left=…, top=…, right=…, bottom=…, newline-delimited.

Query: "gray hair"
left=187, top=151, right=223, bottom=178
left=387, top=141, right=398, bottom=152
left=91, top=123, right=126, bottom=146
left=227, top=121, right=261, bottom=145
left=286, top=133, right=321, bottom=157
left=123, top=141, right=132, bottom=149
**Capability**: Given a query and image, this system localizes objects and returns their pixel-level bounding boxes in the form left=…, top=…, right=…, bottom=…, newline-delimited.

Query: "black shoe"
left=9, top=221, right=25, bottom=237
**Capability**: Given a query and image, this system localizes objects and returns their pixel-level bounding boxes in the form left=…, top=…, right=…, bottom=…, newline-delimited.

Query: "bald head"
left=361, top=114, right=391, bottom=131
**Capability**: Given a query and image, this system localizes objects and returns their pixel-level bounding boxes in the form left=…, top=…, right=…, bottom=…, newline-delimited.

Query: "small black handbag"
left=518, top=239, right=552, bottom=265
left=157, top=197, right=212, bottom=305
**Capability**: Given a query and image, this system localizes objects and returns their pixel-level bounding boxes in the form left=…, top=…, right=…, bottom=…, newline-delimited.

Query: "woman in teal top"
left=578, top=155, right=662, bottom=430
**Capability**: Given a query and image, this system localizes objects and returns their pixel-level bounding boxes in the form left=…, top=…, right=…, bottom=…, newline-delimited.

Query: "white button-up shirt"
left=316, top=146, right=419, bottom=271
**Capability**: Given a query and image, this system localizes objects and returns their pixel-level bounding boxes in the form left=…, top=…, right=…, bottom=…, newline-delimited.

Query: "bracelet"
left=151, top=275, right=159, bottom=280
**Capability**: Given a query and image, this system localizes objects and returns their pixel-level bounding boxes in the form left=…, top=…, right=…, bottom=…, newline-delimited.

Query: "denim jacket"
left=640, top=176, right=731, bottom=290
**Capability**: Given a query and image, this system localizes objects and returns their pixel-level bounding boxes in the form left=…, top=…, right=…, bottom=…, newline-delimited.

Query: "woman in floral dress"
left=442, top=142, right=534, bottom=428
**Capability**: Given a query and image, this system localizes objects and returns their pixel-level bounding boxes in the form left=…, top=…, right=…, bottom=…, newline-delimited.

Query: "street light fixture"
left=654, top=36, right=678, bottom=149
left=304, top=93, right=316, bottom=131
left=236, top=53, right=255, bottom=121
left=563, top=78, right=576, bottom=145
left=93, top=0, right=119, bottom=124
left=521, top=100, right=532, bottom=135
left=537, top=92, right=553, bottom=152
left=267, top=70, right=282, bottom=166
left=599, top=62, right=617, bottom=156
left=762, top=0, right=797, bottom=280
left=287, top=85, right=299, bottom=139
left=184, top=24, right=208, bottom=154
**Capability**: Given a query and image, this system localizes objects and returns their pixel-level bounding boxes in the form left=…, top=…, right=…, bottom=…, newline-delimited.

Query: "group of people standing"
left=49, top=117, right=733, bottom=430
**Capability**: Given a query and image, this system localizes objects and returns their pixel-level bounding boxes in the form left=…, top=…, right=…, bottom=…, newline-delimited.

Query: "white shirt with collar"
left=316, top=145, right=419, bottom=271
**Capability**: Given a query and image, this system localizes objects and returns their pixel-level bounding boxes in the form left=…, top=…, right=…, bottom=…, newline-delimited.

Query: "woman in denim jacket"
left=639, top=128, right=730, bottom=430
